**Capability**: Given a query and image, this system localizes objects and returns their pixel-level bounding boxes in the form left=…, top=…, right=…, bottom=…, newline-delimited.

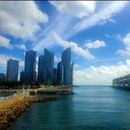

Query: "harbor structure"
left=113, top=74, right=130, bottom=89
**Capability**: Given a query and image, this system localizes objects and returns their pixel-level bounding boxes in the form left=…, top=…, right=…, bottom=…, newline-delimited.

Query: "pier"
left=113, top=74, right=130, bottom=89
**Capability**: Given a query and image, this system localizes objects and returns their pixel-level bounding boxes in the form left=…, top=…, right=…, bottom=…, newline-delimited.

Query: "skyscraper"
left=70, top=63, right=74, bottom=85
left=62, top=48, right=72, bottom=85
left=24, top=50, right=36, bottom=84
left=0, top=73, right=6, bottom=82
left=43, top=48, right=54, bottom=85
left=53, top=68, right=57, bottom=85
left=38, top=55, right=44, bottom=84
left=20, top=71, right=24, bottom=83
left=6, top=59, right=19, bottom=81
left=57, top=61, right=64, bottom=85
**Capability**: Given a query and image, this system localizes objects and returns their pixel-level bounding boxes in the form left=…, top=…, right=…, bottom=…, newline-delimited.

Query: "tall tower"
left=53, top=68, right=57, bottom=85
left=70, top=62, right=74, bottom=85
left=62, top=48, right=71, bottom=85
left=24, top=50, right=36, bottom=84
left=38, top=55, right=44, bottom=84
left=57, top=61, right=64, bottom=85
left=20, top=71, right=25, bottom=83
left=6, top=59, right=19, bottom=81
left=43, top=48, right=54, bottom=85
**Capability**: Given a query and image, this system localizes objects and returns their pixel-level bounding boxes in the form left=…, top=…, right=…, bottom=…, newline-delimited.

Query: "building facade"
left=20, top=71, right=25, bottom=83
left=62, top=48, right=72, bottom=85
left=0, top=73, right=6, bottom=82
left=38, top=55, right=44, bottom=84
left=70, top=63, right=74, bottom=85
left=6, top=59, right=19, bottom=81
left=43, top=48, right=54, bottom=85
left=24, top=50, right=36, bottom=84
left=57, top=61, right=64, bottom=85
left=53, top=68, right=57, bottom=85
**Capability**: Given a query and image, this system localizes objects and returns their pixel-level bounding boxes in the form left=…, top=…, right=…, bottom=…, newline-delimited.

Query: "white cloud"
left=34, top=1, right=127, bottom=52
left=85, top=40, right=106, bottom=49
left=54, top=55, right=61, bottom=63
left=116, top=33, right=130, bottom=57
left=0, top=1, right=48, bottom=39
left=73, top=64, right=79, bottom=70
left=74, top=60, right=130, bottom=85
left=19, top=61, right=24, bottom=68
left=33, top=1, right=127, bottom=54
left=0, top=54, right=24, bottom=73
left=71, top=1, right=127, bottom=36
left=0, top=35, right=12, bottom=49
left=126, top=59, right=130, bottom=65
left=34, top=32, right=56, bottom=51
left=15, top=44, right=26, bottom=51
left=52, top=33, right=95, bottom=60
left=123, top=33, right=130, bottom=46
left=0, top=54, right=24, bottom=76
left=49, top=1, right=96, bottom=18
left=34, top=32, right=95, bottom=60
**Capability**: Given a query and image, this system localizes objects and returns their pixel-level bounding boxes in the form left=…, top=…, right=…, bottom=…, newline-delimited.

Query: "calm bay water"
left=10, top=86, right=130, bottom=130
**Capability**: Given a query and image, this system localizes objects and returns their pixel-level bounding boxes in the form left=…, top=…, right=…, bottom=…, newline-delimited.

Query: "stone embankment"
left=29, top=86, right=73, bottom=95
left=0, top=95, right=57, bottom=130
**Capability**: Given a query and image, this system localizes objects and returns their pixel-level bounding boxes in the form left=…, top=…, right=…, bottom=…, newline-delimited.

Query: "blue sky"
left=0, top=1, right=130, bottom=85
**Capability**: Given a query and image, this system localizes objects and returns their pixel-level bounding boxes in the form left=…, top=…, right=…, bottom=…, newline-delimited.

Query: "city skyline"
left=1, top=47, right=73, bottom=85
left=0, top=1, right=130, bottom=85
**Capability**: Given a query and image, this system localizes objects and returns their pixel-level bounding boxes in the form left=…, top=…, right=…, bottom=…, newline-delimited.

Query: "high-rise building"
left=57, top=61, right=64, bottom=85
left=6, top=59, right=19, bottom=81
left=0, top=73, right=6, bottom=82
left=43, top=48, right=54, bottom=85
left=53, top=68, right=57, bottom=85
left=24, top=50, right=36, bottom=84
left=70, top=63, right=74, bottom=85
left=62, top=48, right=72, bottom=85
left=50, top=52, right=54, bottom=84
left=20, top=71, right=24, bottom=83
left=38, top=55, right=44, bottom=84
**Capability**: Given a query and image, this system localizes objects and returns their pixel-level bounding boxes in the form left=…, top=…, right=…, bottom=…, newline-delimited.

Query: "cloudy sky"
left=0, top=1, right=130, bottom=85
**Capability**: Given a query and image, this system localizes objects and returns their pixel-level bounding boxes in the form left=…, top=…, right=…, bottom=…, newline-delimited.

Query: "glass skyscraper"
left=0, top=73, right=6, bottom=82
left=43, top=48, right=54, bottom=85
left=38, top=55, right=44, bottom=84
left=6, top=59, right=19, bottom=81
left=62, top=48, right=72, bottom=85
left=53, top=68, right=57, bottom=85
left=24, top=50, right=36, bottom=84
left=57, top=61, right=64, bottom=85
left=20, top=71, right=24, bottom=83
left=70, top=63, right=74, bottom=85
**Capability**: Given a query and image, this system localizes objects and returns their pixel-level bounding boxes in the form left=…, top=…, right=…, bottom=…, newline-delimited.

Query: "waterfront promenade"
left=0, top=86, right=72, bottom=129
left=0, top=90, right=58, bottom=130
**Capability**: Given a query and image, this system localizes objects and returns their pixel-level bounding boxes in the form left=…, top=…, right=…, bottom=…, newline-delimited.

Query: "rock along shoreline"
left=0, top=95, right=57, bottom=130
